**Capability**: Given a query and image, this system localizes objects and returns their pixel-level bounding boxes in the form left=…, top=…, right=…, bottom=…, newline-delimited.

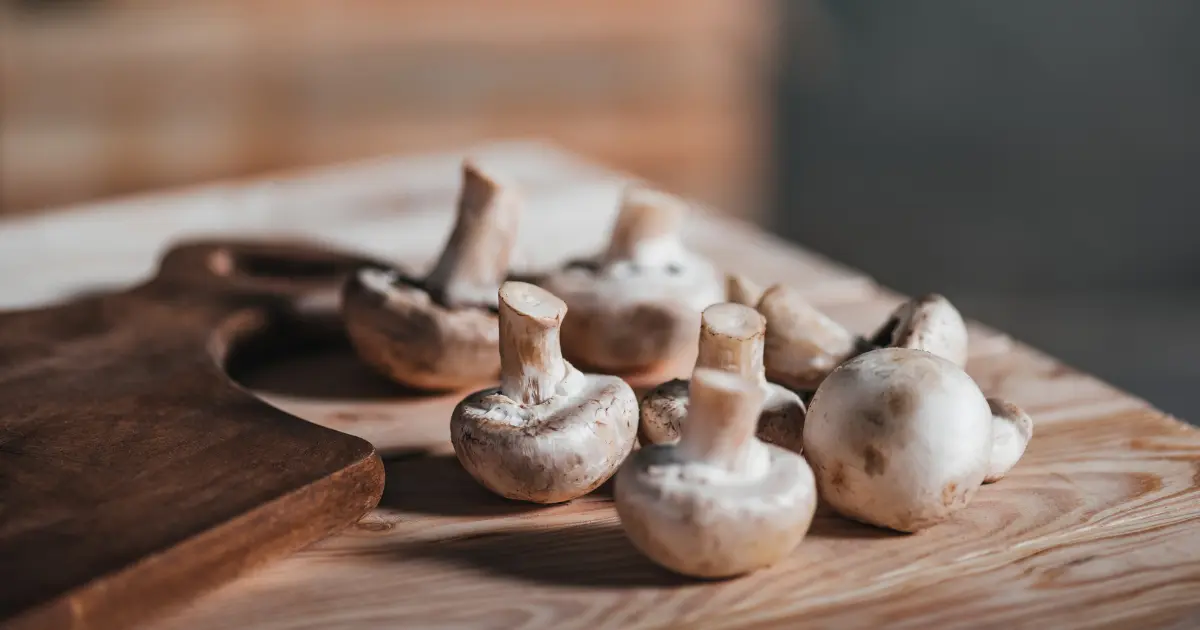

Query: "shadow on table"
left=389, top=520, right=690, bottom=589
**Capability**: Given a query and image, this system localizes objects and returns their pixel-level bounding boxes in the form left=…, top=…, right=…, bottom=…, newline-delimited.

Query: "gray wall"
left=774, top=1, right=1200, bottom=419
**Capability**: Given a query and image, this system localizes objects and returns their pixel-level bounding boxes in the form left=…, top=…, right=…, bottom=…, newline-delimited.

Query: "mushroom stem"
left=678, top=368, right=766, bottom=472
left=726, top=273, right=764, bottom=307
left=696, top=303, right=766, bottom=381
left=425, top=162, right=522, bottom=309
left=498, top=282, right=570, bottom=405
left=602, top=185, right=687, bottom=266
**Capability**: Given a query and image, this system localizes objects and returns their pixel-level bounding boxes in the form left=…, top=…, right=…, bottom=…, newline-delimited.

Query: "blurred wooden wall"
left=0, top=0, right=775, bottom=219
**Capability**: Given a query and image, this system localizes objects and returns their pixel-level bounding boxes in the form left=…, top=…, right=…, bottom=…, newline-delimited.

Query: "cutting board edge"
left=1, top=442, right=385, bottom=630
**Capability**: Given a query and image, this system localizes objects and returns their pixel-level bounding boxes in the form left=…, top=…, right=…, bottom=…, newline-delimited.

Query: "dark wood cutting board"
left=0, top=240, right=388, bottom=630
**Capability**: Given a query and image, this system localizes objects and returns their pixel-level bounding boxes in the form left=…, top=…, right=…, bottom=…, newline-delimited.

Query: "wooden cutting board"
left=0, top=240, right=388, bottom=630
left=4, top=143, right=1200, bottom=629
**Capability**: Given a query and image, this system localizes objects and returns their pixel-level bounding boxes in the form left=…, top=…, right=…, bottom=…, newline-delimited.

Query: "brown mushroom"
left=640, top=303, right=806, bottom=452
left=539, top=185, right=724, bottom=373
left=341, top=161, right=520, bottom=390
left=616, top=367, right=817, bottom=578
left=450, top=282, right=639, bottom=503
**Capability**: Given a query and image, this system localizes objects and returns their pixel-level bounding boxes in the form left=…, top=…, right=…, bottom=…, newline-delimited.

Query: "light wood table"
left=2, top=143, right=1197, bottom=629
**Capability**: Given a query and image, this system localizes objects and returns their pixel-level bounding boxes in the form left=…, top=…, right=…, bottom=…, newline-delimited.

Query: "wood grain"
left=0, top=240, right=388, bottom=630
left=3, top=141, right=1198, bottom=629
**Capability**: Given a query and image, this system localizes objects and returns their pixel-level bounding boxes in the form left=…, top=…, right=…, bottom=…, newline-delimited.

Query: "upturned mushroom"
left=539, top=185, right=724, bottom=373
left=802, top=347, right=1033, bottom=532
left=615, top=368, right=817, bottom=578
left=639, top=303, right=805, bottom=452
left=450, top=282, right=639, bottom=503
left=757, top=286, right=970, bottom=393
left=341, top=161, right=520, bottom=390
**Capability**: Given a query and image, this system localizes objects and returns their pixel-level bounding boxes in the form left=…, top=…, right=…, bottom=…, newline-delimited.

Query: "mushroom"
left=757, top=283, right=861, bottom=393
left=341, top=161, right=520, bottom=390
left=615, top=367, right=817, bottom=578
left=802, top=347, right=1033, bottom=532
left=639, top=303, right=806, bottom=453
left=985, top=398, right=1033, bottom=483
left=864, top=293, right=968, bottom=367
left=450, top=281, right=639, bottom=503
left=725, top=273, right=764, bottom=307
left=539, top=185, right=724, bottom=373
left=757, top=286, right=971, bottom=394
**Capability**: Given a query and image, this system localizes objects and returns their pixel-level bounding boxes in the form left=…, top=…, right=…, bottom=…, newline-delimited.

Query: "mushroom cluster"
left=332, top=166, right=1035, bottom=571
left=342, top=162, right=520, bottom=390
left=451, top=282, right=639, bottom=504
left=640, top=302, right=805, bottom=453
left=540, top=186, right=724, bottom=374
left=616, top=368, right=817, bottom=578
left=741, top=282, right=1032, bottom=532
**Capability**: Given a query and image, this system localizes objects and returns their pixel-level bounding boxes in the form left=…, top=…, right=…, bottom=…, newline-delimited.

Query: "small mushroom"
left=539, top=185, right=724, bottom=373
left=985, top=398, right=1033, bottom=483
left=865, top=293, right=968, bottom=367
left=616, top=367, right=817, bottom=578
left=450, top=282, right=639, bottom=503
left=640, top=303, right=806, bottom=452
left=757, top=283, right=860, bottom=392
left=802, top=347, right=1033, bottom=532
left=341, top=161, right=520, bottom=390
left=725, top=273, right=764, bottom=307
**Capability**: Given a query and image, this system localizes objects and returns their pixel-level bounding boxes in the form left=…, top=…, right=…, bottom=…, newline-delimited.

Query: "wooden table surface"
left=2, top=142, right=1198, bottom=629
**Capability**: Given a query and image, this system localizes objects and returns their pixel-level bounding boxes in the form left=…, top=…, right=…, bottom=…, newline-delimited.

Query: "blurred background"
left=2, top=1, right=1197, bottom=418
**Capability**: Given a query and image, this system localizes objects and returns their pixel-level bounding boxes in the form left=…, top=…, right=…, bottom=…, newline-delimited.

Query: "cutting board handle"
left=152, top=239, right=374, bottom=302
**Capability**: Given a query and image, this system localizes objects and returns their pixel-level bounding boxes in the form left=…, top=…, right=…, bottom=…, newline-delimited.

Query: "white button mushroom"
left=450, top=282, right=639, bottom=504
left=341, top=161, right=520, bottom=390
left=865, top=293, right=969, bottom=368
left=803, top=347, right=1033, bottom=532
left=640, top=303, right=806, bottom=453
left=539, top=185, right=724, bottom=373
left=757, top=283, right=861, bottom=393
left=985, top=398, right=1034, bottom=483
left=616, top=367, right=817, bottom=578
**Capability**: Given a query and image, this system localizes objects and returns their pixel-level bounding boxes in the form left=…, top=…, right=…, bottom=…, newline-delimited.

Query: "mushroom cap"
left=540, top=257, right=724, bottom=372
left=451, top=369, right=639, bottom=504
left=872, top=294, right=969, bottom=367
left=985, top=398, right=1034, bottom=483
left=803, top=347, right=993, bottom=532
left=639, top=379, right=806, bottom=453
left=615, top=438, right=816, bottom=578
left=342, top=266, right=500, bottom=391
